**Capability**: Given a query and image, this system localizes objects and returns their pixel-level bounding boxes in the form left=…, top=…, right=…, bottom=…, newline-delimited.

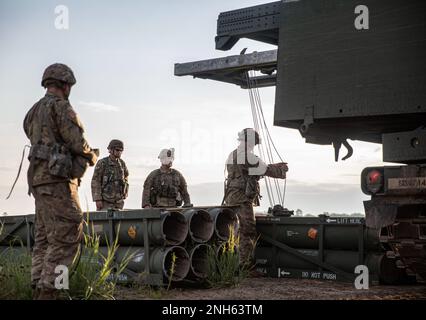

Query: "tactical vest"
left=101, top=158, right=128, bottom=202
left=225, top=149, right=261, bottom=205
left=150, top=169, right=181, bottom=205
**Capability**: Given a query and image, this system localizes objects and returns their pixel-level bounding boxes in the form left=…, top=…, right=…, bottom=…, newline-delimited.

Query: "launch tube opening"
left=161, top=211, right=188, bottom=245
left=184, top=209, right=214, bottom=243
left=188, top=244, right=210, bottom=279
left=213, top=208, right=239, bottom=241
left=163, top=246, right=190, bottom=281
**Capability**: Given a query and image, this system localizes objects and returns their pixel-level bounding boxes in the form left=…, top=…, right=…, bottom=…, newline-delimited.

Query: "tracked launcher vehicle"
left=175, top=0, right=426, bottom=282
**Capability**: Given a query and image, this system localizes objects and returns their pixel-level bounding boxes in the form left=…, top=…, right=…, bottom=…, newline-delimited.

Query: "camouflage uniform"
left=142, top=168, right=191, bottom=207
left=24, top=64, right=98, bottom=297
left=91, top=156, right=129, bottom=210
left=223, top=144, right=287, bottom=265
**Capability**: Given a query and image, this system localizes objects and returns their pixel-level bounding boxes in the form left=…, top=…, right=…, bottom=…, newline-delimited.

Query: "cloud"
left=78, top=101, right=121, bottom=112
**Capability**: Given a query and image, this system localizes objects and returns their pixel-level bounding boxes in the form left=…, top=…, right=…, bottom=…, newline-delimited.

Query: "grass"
left=0, top=220, right=32, bottom=300
left=0, top=246, right=33, bottom=300
left=65, top=216, right=135, bottom=300
left=0, top=216, right=134, bottom=300
left=206, top=225, right=250, bottom=288
left=166, top=252, right=177, bottom=291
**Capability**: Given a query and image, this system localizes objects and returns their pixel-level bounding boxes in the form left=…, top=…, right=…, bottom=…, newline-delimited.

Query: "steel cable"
left=245, top=70, right=287, bottom=207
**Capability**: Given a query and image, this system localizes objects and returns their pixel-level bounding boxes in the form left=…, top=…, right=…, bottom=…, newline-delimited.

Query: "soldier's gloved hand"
left=96, top=200, right=103, bottom=211
left=278, top=162, right=288, bottom=172
left=182, top=203, right=193, bottom=208
left=266, top=162, right=288, bottom=179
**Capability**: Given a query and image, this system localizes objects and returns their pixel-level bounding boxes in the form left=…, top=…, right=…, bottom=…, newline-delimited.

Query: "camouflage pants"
left=98, top=200, right=124, bottom=211
left=31, top=182, right=83, bottom=290
left=223, top=188, right=257, bottom=265
left=236, top=203, right=257, bottom=265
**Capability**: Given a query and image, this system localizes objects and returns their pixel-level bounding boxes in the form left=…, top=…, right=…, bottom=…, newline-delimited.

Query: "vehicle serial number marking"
left=388, top=177, right=426, bottom=190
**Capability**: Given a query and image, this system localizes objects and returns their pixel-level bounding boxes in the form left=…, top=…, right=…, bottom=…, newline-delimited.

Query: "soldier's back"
left=24, top=94, right=62, bottom=144
left=24, top=94, right=71, bottom=186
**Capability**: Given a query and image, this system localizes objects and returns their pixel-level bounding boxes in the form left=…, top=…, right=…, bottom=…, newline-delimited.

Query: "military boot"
left=32, top=287, right=41, bottom=300
left=37, top=288, right=58, bottom=300
left=31, top=282, right=40, bottom=300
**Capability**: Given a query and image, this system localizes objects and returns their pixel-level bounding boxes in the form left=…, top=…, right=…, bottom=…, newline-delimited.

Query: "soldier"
left=24, top=63, right=98, bottom=299
left=142, top=148, right=192, bottom=208
left=91, top=139, right=129, bottom=210
left=223, top=128, right=288, bottom=266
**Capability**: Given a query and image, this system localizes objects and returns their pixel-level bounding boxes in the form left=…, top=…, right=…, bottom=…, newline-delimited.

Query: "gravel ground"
left=115, top=276, right=426, bottom=300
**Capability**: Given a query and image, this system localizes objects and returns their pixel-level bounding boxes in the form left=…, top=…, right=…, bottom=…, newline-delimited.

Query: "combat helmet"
left=41, top=63, right=76, bottom=88
left=158, top=148, right=175, bottom=166
left=238, top=128, right=261, bottom=145
left=158, top=148, right=175, bottom=160
left=108, top=139, right=124, bottom=150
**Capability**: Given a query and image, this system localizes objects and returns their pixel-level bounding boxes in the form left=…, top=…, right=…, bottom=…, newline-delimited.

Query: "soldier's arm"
left=91, top=160, right=104, bottom=202
left=123, top=160, right=129, bottom=186
left=123, top=160, right=129, bottom=180
left=56, top=101, right=98, bottom=165
left=265, top=163, right=288, bottom=179
left=246, top=152, right=287, bottom=179
left=141, top=171, right=155, bottom=208
left=177, top=171, right=191, bottom=205
left=122, top=160, right=129, bottom=199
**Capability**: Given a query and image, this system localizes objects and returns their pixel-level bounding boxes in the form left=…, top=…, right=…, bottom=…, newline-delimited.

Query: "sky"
left=0, top=0, right=387, bottom=216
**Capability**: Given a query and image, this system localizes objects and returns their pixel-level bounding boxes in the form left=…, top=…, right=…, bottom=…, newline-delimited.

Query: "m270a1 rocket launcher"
left=175, top=0, right=426, bottom=282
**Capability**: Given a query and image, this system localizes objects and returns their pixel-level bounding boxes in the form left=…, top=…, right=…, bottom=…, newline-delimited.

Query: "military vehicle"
left=175, top=0, right=426, bottom=281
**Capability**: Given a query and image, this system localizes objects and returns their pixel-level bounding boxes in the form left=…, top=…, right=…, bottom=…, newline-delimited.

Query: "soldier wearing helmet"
left=223, top=128, right=288, bottom=265
left=41, top=63, right=76, bottom=98
left=91, top=139, right=129, bottom=210
left=141, top=148, right=192, bottom=208
left=23, top=63, right=98, bottom=299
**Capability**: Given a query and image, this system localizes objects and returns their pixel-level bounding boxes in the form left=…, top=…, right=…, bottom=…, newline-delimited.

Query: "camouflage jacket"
left=141, top=168, right=190, bottom=207
left=91, top=156, right=129, bottom=203
left=223, top=146, right=287, bottom=206
left=23, top=93, right=98, bottom=188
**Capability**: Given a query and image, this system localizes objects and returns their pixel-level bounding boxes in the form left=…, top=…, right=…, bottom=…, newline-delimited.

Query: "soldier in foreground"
left=24, top=63, right=98, bottom=299
left=223, top=128, right=288, bottom=265
left=91, top=139, right=129, bottom=210
left=142, top=148, right=192, bottom=208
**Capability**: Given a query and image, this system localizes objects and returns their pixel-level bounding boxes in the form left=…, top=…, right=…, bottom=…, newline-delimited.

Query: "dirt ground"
left=115, top=276, right=426, bottom=300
